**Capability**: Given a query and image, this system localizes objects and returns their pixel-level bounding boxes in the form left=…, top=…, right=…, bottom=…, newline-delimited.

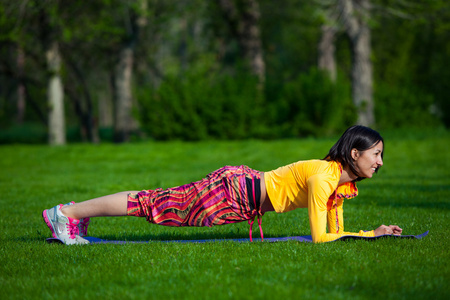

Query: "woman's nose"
left=378, top=157, right=383, bottom=166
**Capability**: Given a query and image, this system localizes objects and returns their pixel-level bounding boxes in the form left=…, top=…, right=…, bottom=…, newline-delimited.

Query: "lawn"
left=1, top=129, right=449, bottom=299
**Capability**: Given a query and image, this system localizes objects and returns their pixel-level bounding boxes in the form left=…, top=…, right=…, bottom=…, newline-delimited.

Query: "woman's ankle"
left=61, top=205, right=77, bottom=220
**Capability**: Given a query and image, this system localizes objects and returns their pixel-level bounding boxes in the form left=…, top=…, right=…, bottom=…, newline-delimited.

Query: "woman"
left=42, top=125, right=402, bottom=245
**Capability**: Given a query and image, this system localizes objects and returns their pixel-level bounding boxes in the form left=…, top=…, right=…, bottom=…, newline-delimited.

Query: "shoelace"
left=66, top=201, right=90, bottom=236
left=66, top=221, right=80, bottom=239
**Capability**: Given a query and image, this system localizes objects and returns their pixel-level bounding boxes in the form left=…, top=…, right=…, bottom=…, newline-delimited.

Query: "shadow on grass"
left=94, top=231, right=271, bottom=242
left=15, top=232, right=249, bottom=244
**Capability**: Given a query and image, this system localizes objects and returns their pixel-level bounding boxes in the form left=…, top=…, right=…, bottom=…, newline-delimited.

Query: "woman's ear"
left=351, top=148, right=359, bottom=160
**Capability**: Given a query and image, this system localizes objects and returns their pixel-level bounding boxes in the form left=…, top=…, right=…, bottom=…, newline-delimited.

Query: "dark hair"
left=324, top=125, right=384, bottom=181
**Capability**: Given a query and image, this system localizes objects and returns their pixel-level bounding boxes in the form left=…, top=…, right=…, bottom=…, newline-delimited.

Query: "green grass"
left=1, top=131, right=449, bottom=299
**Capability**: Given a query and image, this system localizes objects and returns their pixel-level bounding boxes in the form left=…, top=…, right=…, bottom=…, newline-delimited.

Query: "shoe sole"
left=42, top=207, right=58, bottom=239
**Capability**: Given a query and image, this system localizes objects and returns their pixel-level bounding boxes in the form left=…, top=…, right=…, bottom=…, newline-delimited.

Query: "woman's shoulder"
left=291, top=159, right=341, bottom=186
left=292, top=159, right=341, bottom=174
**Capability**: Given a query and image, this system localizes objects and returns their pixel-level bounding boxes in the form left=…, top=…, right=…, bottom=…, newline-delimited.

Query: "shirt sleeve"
left=307, top=174, right=375, bottom=243
left=327, top=199, right=344, bottom=234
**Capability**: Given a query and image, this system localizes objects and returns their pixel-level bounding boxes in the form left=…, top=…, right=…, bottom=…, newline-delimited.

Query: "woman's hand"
left=374, top=224, right=403, bottom=236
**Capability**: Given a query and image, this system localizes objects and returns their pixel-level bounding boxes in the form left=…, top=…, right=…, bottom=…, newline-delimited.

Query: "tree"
left=113, top=0, right=148, bottom=143
left=0, top=0, right=446, bottom=143
left=39, top=2, right=66, bottom=145
left=318, top=18, right=338, bottom=82
left=16, top=45, right=26, bottom=124
left=46, top=41, right=66, bottom=145
left=216, top=0, right=266, bottom=87
left=338, top=0, right=374, bottom=126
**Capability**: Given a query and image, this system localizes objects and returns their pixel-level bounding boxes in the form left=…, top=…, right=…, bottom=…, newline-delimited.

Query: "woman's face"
left=352, top=141, right=384, bottom=178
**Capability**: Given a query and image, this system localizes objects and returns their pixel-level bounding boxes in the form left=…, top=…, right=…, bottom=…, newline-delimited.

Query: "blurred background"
left=0, top=0, right=448, bottom=144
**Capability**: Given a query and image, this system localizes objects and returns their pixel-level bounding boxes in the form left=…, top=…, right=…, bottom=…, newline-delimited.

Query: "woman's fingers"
left=389, top=225, right=402, bottom=235
left=374, top=224, right=403, bottom=236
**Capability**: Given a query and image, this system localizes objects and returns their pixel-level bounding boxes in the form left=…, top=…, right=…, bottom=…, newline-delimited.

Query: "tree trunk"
left=338, top=0, right=374, bottom=126
left=318, top=25, right=337, bottom=82
left=98, top=86, right=113, bottom=128
left=64, top=54, right=100, bottom=143
left=46, top=41, right=66, bottom=145
left=17, top=45, right=26, bottom=124
left=217, top=0, right=265, bottom=86
left=241, top=0, right=265, bottom=85
left=113, top=46, right=134, bottom=143
left=352, top=24, right=374, bottom=126
left=113, top=0, right=147, bottom=143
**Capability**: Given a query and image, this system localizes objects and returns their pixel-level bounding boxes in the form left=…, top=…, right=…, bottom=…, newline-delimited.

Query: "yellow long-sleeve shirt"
left=264, top=159, right=375, bottom=243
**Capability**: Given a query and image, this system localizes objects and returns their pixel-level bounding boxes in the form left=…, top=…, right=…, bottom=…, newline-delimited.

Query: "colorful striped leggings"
left=127, top=165, right=262, bottom=228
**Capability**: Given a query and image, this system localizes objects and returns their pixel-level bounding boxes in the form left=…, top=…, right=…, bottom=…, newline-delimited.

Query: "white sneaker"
left=64, top=201, right=90, bottom=237
left=79, top=217, right=90, bottom=237
left=42, top=204, right=89, bottom=245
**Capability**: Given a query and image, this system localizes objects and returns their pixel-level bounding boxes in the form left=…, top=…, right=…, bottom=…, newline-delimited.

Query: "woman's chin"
left=366, top=172, right=374, bottom=179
